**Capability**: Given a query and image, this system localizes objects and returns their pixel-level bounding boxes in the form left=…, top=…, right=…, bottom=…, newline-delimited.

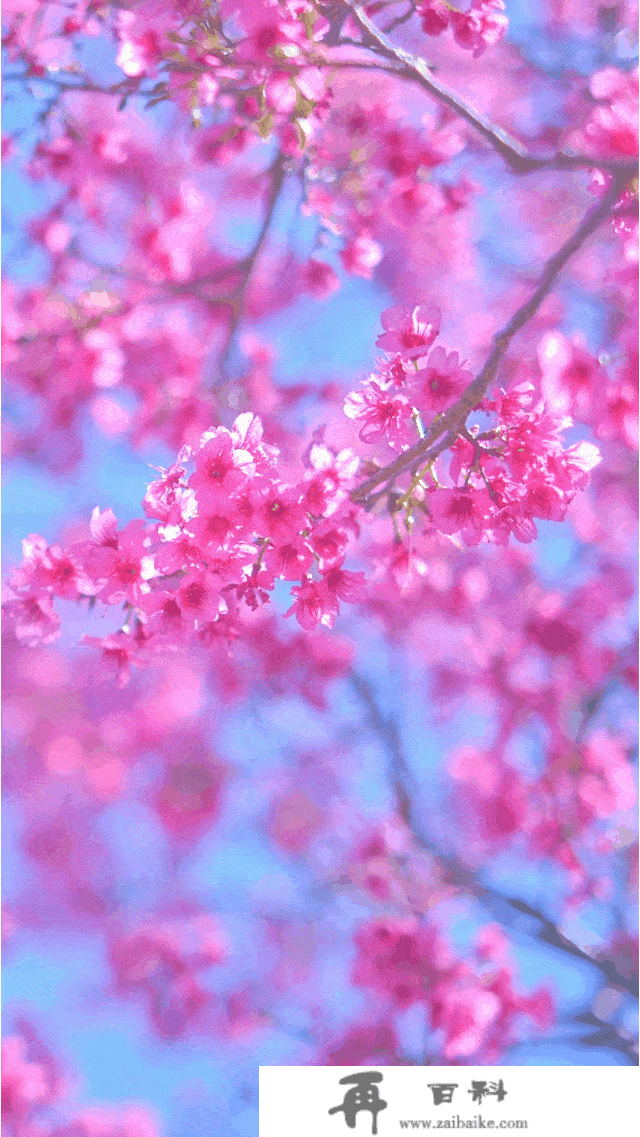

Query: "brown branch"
left=350, top=673, right=639, bottom=1000
left=351, top=169, right=631, bottom=508
left=337, top=3, right=638, bottom=175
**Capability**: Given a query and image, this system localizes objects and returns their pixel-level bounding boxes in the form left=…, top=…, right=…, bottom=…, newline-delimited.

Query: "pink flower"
left=525, top=612, right=581, bottom=656
left=503, top=406, right=572, bottom=479
left=264, top=538, right=314, bottom=580
left=82, top=629, right=145, bottom=687
left=352, top=917, right=428, bottom=1008
left=187, top=509, right=246, bottom=548
left=538, top=333, right=605, bottom=420
left=63, top=1105, right=160, bottom=1137
left=524, top=986, right=555, bottom=1030
left=207, top=545, right=255, bottom=589
left=386, top=177, right=444, bottom=229
left=340, top=233, right=383, bottom=279
left=310, top=521, right=350, bottom=568
left=3, top=592, right=60, bottom=645
left=429, top=488, right=492, bottom=542
left=151, top=528, right=201, bottom=574
left=137, top=590, right=187, bottom=640
left=451, top=0, right=509, bottom=59
left=586, top=67, right=639, bottom=157
left=321, top=562, right=366, bottom=603
left=190, top=432, right=254, bottom=509
left=448, top=435, right=476, bottom=483
left=493, top=506, right=538, bottom=545
left=556, top=442, right=601, bottom=490
left=142, top=462, right=190, bottom=524
left=344, top=379, right=415, bottom=447
left=522, top=480, right=567, bottom=522
left=303, top=258, right=341, bottom=300
left=91, top=519, right=149, bottom=606
left=420, top=1, right=450, bottom=36
left=1, top=1036, right=52, bottom=1119
left=489, top=382, right=535, bottom=424
left=109, top=910, right=224, bottom=1038
left=379, top=354, right=411, bottom=387
left=234, top=565, right=275, bottom=610
left=376, top=304, right=441, bottom=360
left=579, top=731, right=636, bottom=817
left=408, top=345, right=472, bottom=413
left=89, top=506, right=119, bottom=547
left=264, top=71, right=297, bottom=115
left=176, top=570, right=223, bottom=629
left=286, top=578, right=339, bottom=630
left=439, top=987, right=501, bottom=1059
left=153, top=761, right=225, bottom=840
left=230, top=411, right=270, bottom=460
left=254, top=483, right=308, bottom=542
left=10, top=535, right=85, bottom=600
left=302, top=444, right=359, bottom=515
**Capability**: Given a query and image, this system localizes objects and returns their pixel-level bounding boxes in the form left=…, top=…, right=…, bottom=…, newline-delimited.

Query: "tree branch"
left=383, top=2, right=417, bottom=35
left=572, top=1012, right=638, bottom=1064
left=349, top=672, right=639, bottom=1000
left=351, top=169, right=631, bottom=508
left=336, top=3, right=638, bottom=175
left=215, top=151, right=287, bottom=382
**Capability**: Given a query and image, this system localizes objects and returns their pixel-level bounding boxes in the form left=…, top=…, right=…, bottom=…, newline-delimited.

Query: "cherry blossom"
left=343, top=378, right=415, bottom=446
left=451, top=1, right=510, bottom=58
left=375, top=304, right=441, bottom=360
left=2, top=0, right=638, bottom=1121
left=408, top=346, right=473, bottom=414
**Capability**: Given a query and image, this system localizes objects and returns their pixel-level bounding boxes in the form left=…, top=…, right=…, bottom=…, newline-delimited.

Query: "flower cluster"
left=304, top=91, right=466, bottom=289
left=538, top=331, right=639, bottom=452
left=344, top=303, right=457, bottom=446
left=4, top=413, right=366, bottom=676
left=353, top=917, right=553, bottom=1061
left=583, top=67, right=639, bottom=159
left=5, top=293, right=612, bottom=679
left=449, top=730, right=635, bottom=889
left=1, top=1028, right=64, bottom=1135
left=2, top=1023, right=159, bottom=1137
left=109, top=913, right=226, bottom=1039
left=344, top=306, right=602, bottom=545
left=365, top=533, right=637, bottom=898
left=419, top=1, right=509, bottom=57
left=3, top=0, right=332, bottom=151
left=116, top=0, right=333, bottom=152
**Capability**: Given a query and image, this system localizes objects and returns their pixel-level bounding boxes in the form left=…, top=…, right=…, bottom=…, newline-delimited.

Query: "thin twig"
left=338, top=3, right=638, bottom=175
left=4, top=69, right=151, bottom=100
left=383, top=2, right=417, bottom=35
left=351, top=170, right=631, bottom=508
left=350, top=672, right=639, bottom=1000
left=215, top=151, right=287, bottom=381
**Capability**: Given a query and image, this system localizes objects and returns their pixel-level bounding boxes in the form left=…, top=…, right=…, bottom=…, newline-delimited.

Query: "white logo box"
left=259, top=1065, right=638, bottom=1137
